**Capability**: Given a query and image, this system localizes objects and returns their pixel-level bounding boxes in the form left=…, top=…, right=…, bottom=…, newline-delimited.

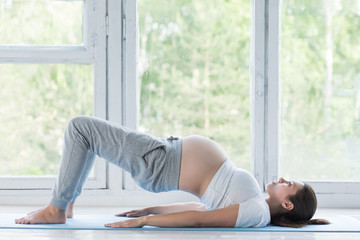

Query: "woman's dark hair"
left=271, top=183, right=330, bottom=228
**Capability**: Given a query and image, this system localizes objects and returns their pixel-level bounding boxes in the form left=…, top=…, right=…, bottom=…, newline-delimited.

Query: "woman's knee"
left=66, top=116, right=95, bottom=134
left=65, top=116, right=94, bottom=146
left=67, top=115, right=92, bottom=127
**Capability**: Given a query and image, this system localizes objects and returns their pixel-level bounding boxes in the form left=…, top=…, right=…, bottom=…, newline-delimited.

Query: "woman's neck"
left=265, top=197, right=283, bottom=217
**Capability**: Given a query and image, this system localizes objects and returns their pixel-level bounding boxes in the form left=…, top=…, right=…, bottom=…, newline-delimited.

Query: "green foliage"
left=0, top=64, right=93, bottom=176
left=1, top=0, right=359, bottom=181
left=138, top=0, right=251, bottom=170
left=280, top=0, right=360, bottom=180
left=0, top=0, right=82, bottom=45
left=0, top=1, right=92, bottom=176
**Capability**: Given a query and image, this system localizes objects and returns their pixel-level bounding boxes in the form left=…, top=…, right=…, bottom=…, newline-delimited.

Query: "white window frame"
left=0, top=0, right=197, bottom=207
left=122, top=0, right=360, bottom=207
left=1, top=0, right=359, bottom=208
left=0, top=0, right=106, bottom=193
left=253, top=0, right=360, bottom=207
left=106, top=0, right=198, bottom=203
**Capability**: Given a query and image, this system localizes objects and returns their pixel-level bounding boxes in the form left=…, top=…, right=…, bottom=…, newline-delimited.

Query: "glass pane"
left=0, top=64, right=93, bottom=176
left=0, top=0, right=83, bottom=45
left=280, top=0, right=360, bottom=181
left=138, top=0, right=251, bottom=170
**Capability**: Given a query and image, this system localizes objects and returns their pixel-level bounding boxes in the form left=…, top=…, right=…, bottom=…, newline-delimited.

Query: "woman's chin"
left=265, top=182, right=275, bottom=193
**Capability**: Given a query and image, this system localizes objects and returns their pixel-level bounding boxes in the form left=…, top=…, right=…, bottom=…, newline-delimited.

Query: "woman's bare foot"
left=29, top=203, right=74, bottom=219
left=27, top=207, right=45, bottom=216
left=28, top=203, right=74, bottom=218
left=15, top=205, right=66, bottom=224
left=66, top=202, right=74, bottom=218
left=27, top=203, right=74, bottom=219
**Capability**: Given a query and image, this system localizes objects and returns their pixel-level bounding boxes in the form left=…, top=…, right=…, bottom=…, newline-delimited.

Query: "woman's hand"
left=105, top=217, right=146, bottom=228
left=115, top=208, right=150, bottom=217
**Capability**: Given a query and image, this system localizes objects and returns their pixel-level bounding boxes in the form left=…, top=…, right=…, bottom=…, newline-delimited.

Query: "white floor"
left=1, top=206, right=360, bottom=240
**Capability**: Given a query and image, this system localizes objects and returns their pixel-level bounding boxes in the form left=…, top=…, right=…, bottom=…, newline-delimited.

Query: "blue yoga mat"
left=1, top=214, right=359, bottom=232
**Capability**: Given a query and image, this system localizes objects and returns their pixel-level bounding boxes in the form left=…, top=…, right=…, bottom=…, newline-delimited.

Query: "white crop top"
left=200, top=159, right=271, bottom=228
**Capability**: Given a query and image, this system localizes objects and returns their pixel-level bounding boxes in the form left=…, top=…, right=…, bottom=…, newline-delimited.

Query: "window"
left=0, top=0, right=106, bottom=190
left=0, top=0, right=83, bottom=45
left=1, top=0, right=358, bottom=207
left=127, top=0, right=360, bottom=205
left=0, top=64, right=93, bottom=176
left=280, top=0, right=360, bottom=182
left=137, top=0, right=252, bottom=170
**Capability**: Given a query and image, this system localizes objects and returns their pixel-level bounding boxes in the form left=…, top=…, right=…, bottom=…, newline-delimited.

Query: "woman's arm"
left=116, top=202, right=207, bottom=217
left=150, top=202, right=208, bottom=214
left=106, top=204, right=239, bottom=228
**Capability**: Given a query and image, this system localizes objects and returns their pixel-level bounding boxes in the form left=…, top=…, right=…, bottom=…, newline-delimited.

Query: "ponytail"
left=308, top=218, right=330, bottom=225
left=271, top=217, right=330, bottom=228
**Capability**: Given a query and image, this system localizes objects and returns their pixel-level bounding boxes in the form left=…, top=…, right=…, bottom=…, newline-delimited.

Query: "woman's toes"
left=15, top=218, right=23, bottom=224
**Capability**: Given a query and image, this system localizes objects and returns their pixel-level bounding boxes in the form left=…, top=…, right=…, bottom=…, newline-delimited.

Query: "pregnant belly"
left=178, top=135, right=229, bottom=197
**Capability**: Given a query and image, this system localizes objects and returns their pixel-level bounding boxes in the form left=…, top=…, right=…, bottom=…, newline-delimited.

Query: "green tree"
left=138, top=0, right=251, bottom=170
left=280, top=0, right=360, bottom=180
left=0, top=1, right=92, bottom=176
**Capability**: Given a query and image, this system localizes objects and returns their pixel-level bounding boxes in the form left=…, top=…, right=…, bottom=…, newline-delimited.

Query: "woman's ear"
left=281, top=201, right=294, bottom=211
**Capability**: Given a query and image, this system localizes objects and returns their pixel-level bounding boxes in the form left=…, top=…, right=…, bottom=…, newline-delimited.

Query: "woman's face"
left=266, top=177, right=304, bottom=204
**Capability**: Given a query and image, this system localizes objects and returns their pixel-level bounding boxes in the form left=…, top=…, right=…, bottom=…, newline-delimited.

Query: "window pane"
left=138, top=0, right=251, bottom=170
left=0, top=64, right=93, bottom=176
left=0, top=0, right=83, bottom=45
left=280, top=0, right=360, bottom=181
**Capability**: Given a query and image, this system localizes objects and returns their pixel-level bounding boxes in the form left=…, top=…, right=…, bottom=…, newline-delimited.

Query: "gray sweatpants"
left=49, top=116, right=182, bottom=210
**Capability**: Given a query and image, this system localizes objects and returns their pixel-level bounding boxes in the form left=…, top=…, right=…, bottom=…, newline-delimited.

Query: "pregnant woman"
left=15, top=116, right=328, bottom=228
